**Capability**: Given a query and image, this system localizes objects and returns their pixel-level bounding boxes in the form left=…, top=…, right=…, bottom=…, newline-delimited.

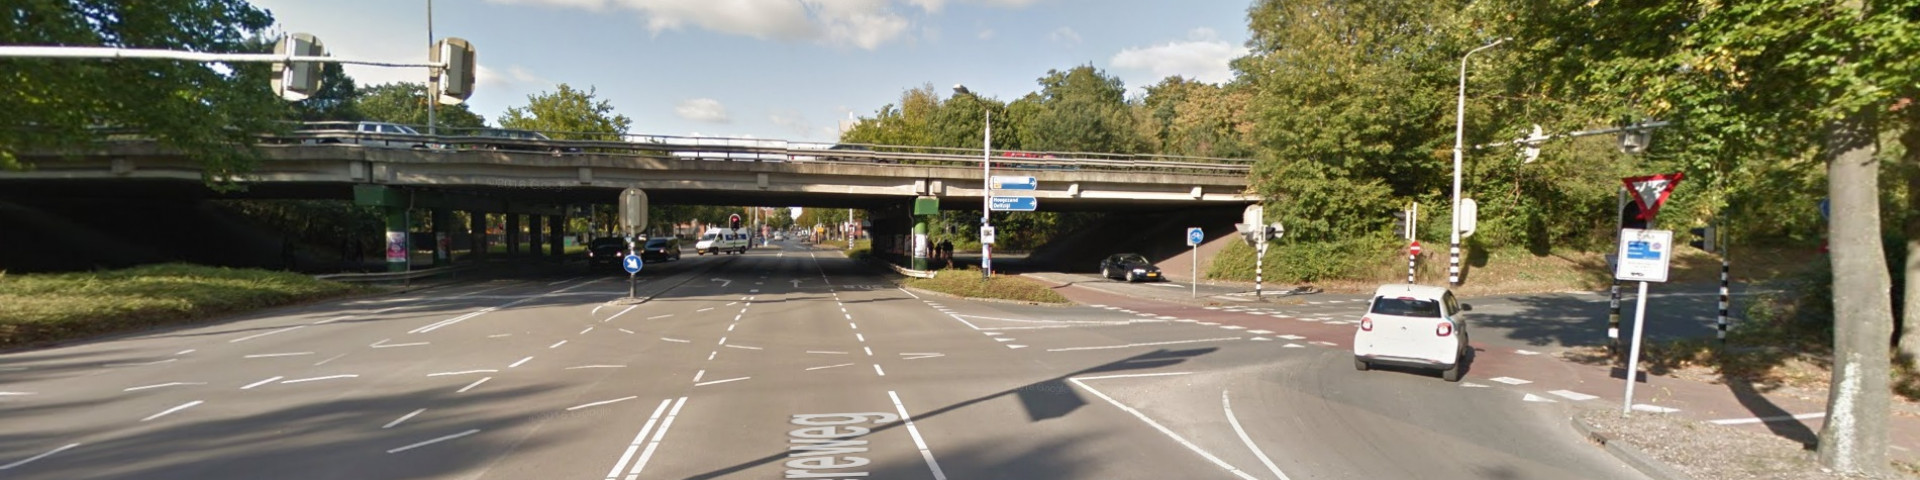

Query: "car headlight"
left=1132, top=268, right=1147, bottom=273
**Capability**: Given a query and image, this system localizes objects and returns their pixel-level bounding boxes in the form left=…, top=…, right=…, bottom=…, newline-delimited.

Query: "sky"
left=249, top=0, right=1254, bottom=143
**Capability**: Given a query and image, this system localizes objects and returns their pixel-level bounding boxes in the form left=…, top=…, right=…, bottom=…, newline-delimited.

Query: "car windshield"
left=590, top=238, right=626, bottom=248
left=1370, top=297, right=1443, bottom=318
left=700, top=234, right=718, bottom=241
left=1115, top=254, right=1148, bottom=264
left=645, top=239, right=670, bottom=248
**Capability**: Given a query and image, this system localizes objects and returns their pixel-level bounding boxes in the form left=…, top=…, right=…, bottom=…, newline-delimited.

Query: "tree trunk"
left=1816, top=108, right=1894, bottom=475
left=1899, top=121, right=1920, bottom=369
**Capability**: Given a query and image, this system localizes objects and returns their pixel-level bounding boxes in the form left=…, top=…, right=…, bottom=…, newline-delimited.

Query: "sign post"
left=1187, top=227, right=1204, bottom=298
left=623, top=252, right=644, bottom=298
left=1616, top=227, right=1673, bottom=416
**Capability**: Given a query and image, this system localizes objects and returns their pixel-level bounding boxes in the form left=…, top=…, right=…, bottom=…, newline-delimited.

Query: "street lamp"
left=1448, top=37, right=1508, bottom=287
left=953, top=84, right=991, bottom=279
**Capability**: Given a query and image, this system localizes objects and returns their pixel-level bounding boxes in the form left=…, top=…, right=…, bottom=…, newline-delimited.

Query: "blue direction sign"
left=990, top=196, right=1038, bottom=211
left=1187, top=227, right=1204, bottom=246
left=622, top=254, right=644, bottom=274
left=992, top=175, right=1038, bottom=190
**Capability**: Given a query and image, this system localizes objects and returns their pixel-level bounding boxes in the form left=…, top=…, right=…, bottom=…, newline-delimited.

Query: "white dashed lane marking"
left=1548, top=390, right=1599, bottom=401
left=1489, top=377, right=1532, bottom=385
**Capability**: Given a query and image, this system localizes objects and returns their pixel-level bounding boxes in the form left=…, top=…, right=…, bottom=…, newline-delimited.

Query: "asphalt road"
left=0, top=242, right=1646, bottom=479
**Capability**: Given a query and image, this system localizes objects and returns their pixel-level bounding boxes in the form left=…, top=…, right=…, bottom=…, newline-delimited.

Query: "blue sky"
left=251, top=0, right=1253, bottom=142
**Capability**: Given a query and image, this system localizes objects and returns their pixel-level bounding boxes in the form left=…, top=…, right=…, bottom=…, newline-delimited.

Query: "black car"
left=1099, top=253, right=1163, bottom=282
left=586, top=237, right=634, bottom=268
left=640, top=237, right=682, bottom=263
left=469, top=128, right=583, bottom=155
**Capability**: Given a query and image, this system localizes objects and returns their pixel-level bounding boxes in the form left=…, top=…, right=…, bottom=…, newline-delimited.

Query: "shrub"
left=0, top=263, right=360, bottom=347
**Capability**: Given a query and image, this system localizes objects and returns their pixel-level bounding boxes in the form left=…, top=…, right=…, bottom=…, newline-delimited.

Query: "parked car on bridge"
left=1352, top=284, right=1472, bottom=382
left=1099, top=253, right=1163, bottom=282
left=296, top=121, right=433, bottom=149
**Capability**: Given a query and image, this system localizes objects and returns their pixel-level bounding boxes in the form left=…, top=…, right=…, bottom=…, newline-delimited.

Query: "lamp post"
left=425, top=0, right=437, bottom=136
left=954, top=84, right=992, bottom=279
left=1449, top=37, right=1508, bottom=287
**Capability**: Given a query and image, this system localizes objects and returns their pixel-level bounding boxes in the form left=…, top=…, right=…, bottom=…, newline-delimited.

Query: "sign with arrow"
left=1622, top=172, right=1685, bottom=221
left=622, top=254, right=643, bottom=274
left=710, top=278, right=732, bottom=288
left=990, top=196, right=1037, bottom=211
left=992, top=176, right=1038, bottom=190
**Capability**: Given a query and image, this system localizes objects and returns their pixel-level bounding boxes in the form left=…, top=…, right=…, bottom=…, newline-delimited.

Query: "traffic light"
left=271, top=33, right=326, bottom=101
left=1392, top=211, right=1410, bottom=240
left=729, top=214, right=742, bottom=230
left=1689, top=225, right=1716, bottom=253
left=1234, top=223, right=1261, bottom=246
left=434, top=38, right=476, bottom=104
left=1620, top=201, right=1648, bottom=230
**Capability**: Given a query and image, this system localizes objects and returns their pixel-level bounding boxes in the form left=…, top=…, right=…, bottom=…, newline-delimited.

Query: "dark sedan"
left=468, top=128, right=583, bottom=155
left=586, top=237, right=633, bottom=268
left=639, top=237, right=681, bottom=263
left=1099, top=253, right=1163, bottom=282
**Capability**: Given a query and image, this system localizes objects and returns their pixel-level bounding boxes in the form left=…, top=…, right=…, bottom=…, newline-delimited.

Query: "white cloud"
left=675, top=98, right=731, bottom=123
left=1048, top=26, right=1080, bottom=45
left=768, top=111, right=814, bottom=136
left=476, top=64, right=554, bottom=89
left=487, top=0, right=932, bottom=50
left=977, top=28, right=995, bottom=40
left=908, top=0, right=1044, bottom=13
left=1109, top=27, right=1247, bottom=85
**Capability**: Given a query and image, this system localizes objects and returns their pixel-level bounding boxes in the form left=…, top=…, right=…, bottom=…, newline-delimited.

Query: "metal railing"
left=79, top=122, right=1255, bottom=175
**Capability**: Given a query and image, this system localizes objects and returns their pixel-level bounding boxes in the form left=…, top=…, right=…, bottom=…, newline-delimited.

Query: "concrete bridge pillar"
left=547, top=214, right=565, bottom=260
left=506, top=214, right=522, bottom=255
left=431, top=209, right=452, bottom=267
left=469, top=212, right=488, bottom=260
left=527, top=215, right=544, bottom=258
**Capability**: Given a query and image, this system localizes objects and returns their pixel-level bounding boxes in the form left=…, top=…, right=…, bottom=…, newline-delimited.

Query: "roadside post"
left=619, top=188, right=647, bottom=299
left=1187, top=227, right=1204, bottom=298
left=623, top=252, right=643, bottom=298
left=1617, top=228, right=1673, bottom=416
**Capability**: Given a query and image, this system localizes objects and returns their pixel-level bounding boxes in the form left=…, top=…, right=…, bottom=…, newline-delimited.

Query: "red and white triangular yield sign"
left=1622, top=172, right=1685, bottom=221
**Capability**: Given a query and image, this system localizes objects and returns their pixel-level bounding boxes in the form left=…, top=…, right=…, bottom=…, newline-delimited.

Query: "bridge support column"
left=548, top=214, right=565, bottom=261
left=432, top=209, right=452, bottom=267
left=528, top=215, right=544, bottom=258
left=383, top=206, right=409, bottom=273
left=470, top=212, right=488, bottom=260
left=506, top=214, right=523, bottom=255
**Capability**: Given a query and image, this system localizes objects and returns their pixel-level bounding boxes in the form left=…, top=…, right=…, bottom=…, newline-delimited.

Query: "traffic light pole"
left=1255, top=234, right=1266, bottom=300
left=1608, top=187, right=1625, bottom=356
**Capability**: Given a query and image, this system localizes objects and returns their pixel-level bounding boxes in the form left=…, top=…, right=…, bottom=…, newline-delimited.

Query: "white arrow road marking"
left=710, top=278, right=731, bottom=287
left=387, top=429, right=481, bottom=454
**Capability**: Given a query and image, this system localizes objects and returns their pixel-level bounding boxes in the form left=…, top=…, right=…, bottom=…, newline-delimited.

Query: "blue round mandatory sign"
left=622, top=254, right=644, bottom=274
left=1187, top=227, right=1205, bottom=246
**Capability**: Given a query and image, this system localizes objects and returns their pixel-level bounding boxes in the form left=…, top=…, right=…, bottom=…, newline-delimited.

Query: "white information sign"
left=1614, top=228, right=1673, bottom=283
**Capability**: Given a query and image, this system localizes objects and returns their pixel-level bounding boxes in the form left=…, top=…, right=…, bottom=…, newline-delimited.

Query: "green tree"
left=498, top=84, right=631, bottom=141
left=0, top=0, right=280, bottom=179
left=1018, top=66, right=1141, bottom=153
left=355, top=82, right=487, bottom=131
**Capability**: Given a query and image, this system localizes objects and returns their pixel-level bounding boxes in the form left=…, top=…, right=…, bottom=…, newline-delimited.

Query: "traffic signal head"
left=729, top=214, right=742, bottom=230
left=1391, top=211, right=1409, bottom=240
left=1688, top=225, right=1716, bottom=253
left=434, top=38, right=476, bottom=104
left=1620, top=201, right=1648, bottom=230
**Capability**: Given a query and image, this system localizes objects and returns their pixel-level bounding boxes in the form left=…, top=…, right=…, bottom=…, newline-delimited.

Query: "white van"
left=1352, top=284, right=1472, bottom=381
left=694, top=227, right=750, bottom=255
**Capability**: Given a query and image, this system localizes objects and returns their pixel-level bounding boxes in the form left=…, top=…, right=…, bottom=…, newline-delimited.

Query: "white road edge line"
left=240, top=376, right=283, bottom=390
left=1069, top=378, right=1255, bottom=480
left=568, top=396, right=639, bottom=411
left=141, top=400, right=204, bottom=422
left=1224, top=390, right=1293, bottom=480
left=124, top=382, right=206, bottom=392
left=1709, top=412, right=1825, bottom=425
left=243, top=352, right=314, bottom=358
left=625, top=396, right=688, bottom=479
left=426, top=370, right=497, bottom=377
left=888, top=390, right=948, bottom=480
left=457, top=377, right=492, bottom=393
left=806, top=363, right=855, bottom=371
left=386, top=429, right=481, bottom=454
left=566, top=365, right=627, bottom=369
left=281, top=374, right=358, bottom=384
left=1047, top=337, right=1243, bottom=352
left=229, top=326, right=303, bottom=343
left=509, top=356, right=533, bottom=369
left=603, top=399, right=672, bottom=480
left=694, top=376, right=750, bottom=387
left=0, top=443, right=80, bottom=470
left=383, top=408, right=426, bottom=429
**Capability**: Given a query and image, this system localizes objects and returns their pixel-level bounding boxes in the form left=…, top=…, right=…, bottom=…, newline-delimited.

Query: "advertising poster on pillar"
left=386, top=232, right=407, bottom=263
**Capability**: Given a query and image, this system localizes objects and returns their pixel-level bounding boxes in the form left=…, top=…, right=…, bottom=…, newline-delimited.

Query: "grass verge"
left=905, top=266, right=1070, bottom=304
left=1209, top=240, right=1822, bottom=295
left=0, top=263, right=362, bottom=349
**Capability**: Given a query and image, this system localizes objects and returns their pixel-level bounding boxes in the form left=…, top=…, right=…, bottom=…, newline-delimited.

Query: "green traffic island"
left=0, top=263, right=362, bottom=350
left=902, top=266, right=1070, bottom=305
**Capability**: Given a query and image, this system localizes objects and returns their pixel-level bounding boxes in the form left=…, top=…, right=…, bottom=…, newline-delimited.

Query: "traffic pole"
left=1255, top=240, right=1265, bottom=300
left=1718, top=238, right=1731, bottom=343
left=1622, top=280, right=1651, bottom=415
left=1191, top=243, right=1198, bottom=298
left=1607, top=187, right=1625, bottom=356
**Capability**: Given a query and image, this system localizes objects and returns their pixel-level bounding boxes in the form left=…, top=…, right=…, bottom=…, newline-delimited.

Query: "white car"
left=1352, top=284, right=1472, bottom=382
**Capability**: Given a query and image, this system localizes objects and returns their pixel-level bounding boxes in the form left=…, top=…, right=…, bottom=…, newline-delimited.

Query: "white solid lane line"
left=426, top=370, right=497, bottom=377
left=603, top=305, right=639, bottom=322
left=660, top=337, right=690, bottom=343
left=1069, top=377, right=1256, bottom=480
left=887, top=391, right=948, bottom=480
left=569, top=396, right=641, bottom=411
left=0, top=443, right=80, bottom=470
left=240, top=377, right=283, bottom=390
left=550, top=340, right=568, bottom=349
left=565, top=365, right=627, bottom=369
left=1047, top=337, right=1244, bottom=352
left=281, top=374, right=358, bottom=384
left=807, top=350, right=847, bottom=355
left=693, top=370, right=706, bottom=383
left=509, top=356, right=534, bottom=369
left=456, top=377, right=491, bottom=393
left=625, top=396, right=689, bottom=479
left=1223, top=390, right=1293, bottom=480
left=386, top=429, right=482, bottom=454
left=693, top=376, right=749, bottom=387
left=604, top=399, right=672, bottom=480
left=723, top=344, right=762, bottom=350
left=314, top=354, right=347, bottom=366
left=141, top=400, right=204, bottom=422
left=124, top=382, right=206, bottom=392
left=806, top=363, right=855, bottom=371
left=244, top=352, right=314, bottom=358
left=229, top=326, right=304, bottom=343
left=383, top=408, right=426, bottom=429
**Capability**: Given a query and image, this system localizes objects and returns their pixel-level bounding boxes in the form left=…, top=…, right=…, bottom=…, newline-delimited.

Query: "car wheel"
left=1100, top=267, right=1110, bottom=279
left=1354, top=358, right=1370, bottom=371
left=1441, top=359, right=1463, bottom=382
left=1126, top=271, right=1137, bottom=282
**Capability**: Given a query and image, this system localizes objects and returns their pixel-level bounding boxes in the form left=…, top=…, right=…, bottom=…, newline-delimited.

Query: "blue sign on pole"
left=623, top=254, right=644, bottom=274
left=1625, top=240, right=1663, bottom=261
left=1187, top=227, right=1204, bottom=246
left=990, top=196, right=1038, bottom=211
left=992, top=176, right=1038, bottom=190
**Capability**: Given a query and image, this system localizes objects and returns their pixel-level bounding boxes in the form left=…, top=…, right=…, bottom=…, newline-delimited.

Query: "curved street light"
left=1449, top=37, right=1509, bottom=287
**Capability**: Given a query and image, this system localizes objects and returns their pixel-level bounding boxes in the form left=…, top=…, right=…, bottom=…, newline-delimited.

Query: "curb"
left=1569, top=415, right=1695, bottom=480
left=898, top=285, right=1068, bottom=307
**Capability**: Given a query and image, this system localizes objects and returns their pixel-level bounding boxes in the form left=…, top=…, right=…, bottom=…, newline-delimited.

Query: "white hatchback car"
left=1352, top=284, right=1472, bottom=381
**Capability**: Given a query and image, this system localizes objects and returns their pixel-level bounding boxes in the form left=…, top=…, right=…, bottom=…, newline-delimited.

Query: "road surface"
left=0, top=242, right=1645, bottom=479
